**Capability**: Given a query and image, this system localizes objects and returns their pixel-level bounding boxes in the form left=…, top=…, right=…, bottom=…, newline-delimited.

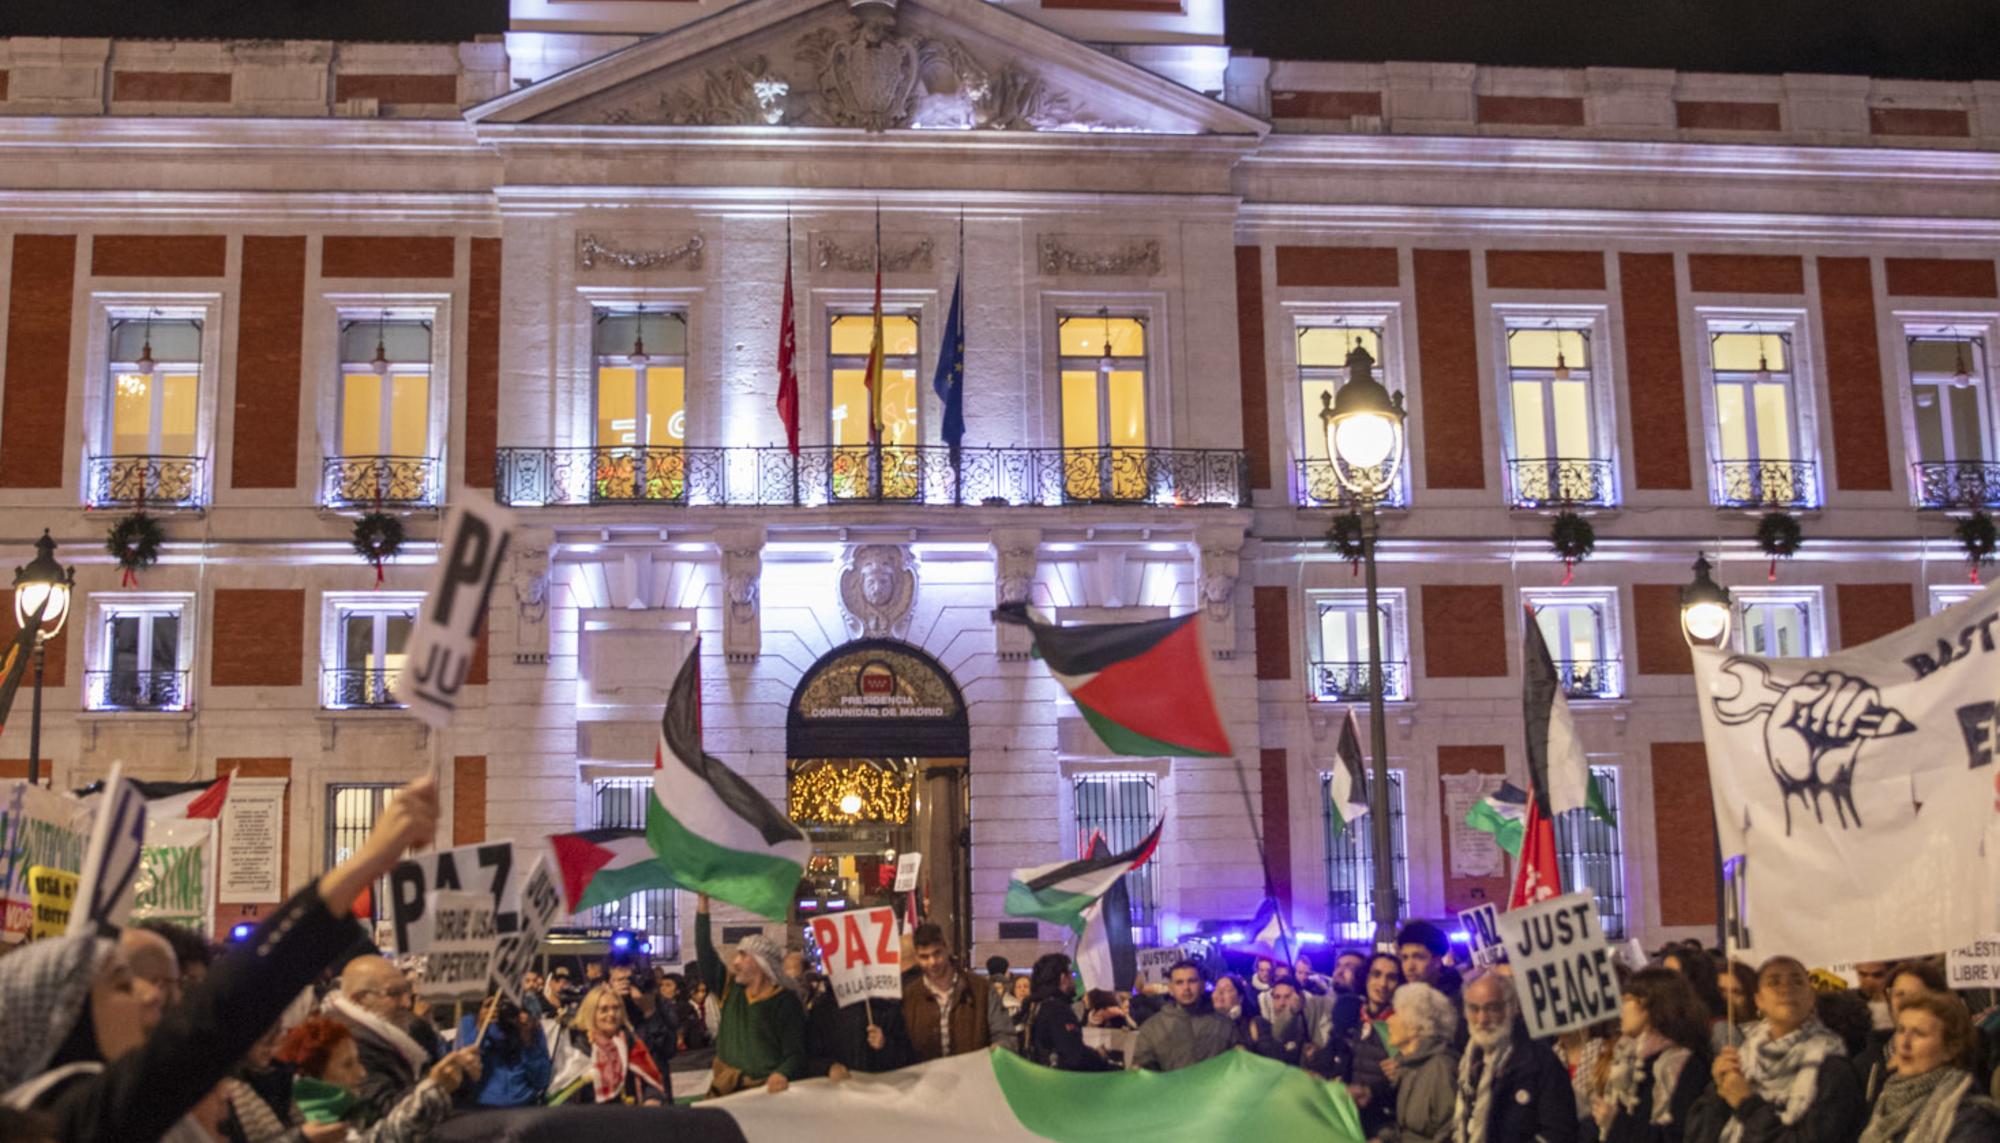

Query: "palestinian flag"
left=548, top=826, right=678, bottom=914
left=1464, top=781, right=1529, bottom=857
left=1005, top=819, right=1162, bottom=934
left=1326, top=709, right=1369, bottom=840
left=992, top=603, right=1232, bottom=757
left=436, top=1046, right=1365, bottom=1143
left=650, top=642, right=809, bottom=920
left=1523, top=608, right=1615, bottom=826
left=1072, top=832, right=1138, bottom=993
left=75, top=773, right=231, bottom=819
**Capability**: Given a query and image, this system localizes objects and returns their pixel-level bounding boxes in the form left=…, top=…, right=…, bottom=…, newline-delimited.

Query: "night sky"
left=1, top=0, right=1995, bottom=82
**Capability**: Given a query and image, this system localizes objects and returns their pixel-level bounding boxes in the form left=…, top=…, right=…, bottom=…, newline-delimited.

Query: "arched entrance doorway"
left=785, top=639, right=972, bottom=955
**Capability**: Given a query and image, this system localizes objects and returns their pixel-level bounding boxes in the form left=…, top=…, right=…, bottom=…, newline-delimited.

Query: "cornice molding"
left=1236, top=202, right=2000, bottom=245
left=0, top=190, right=499, bottom=225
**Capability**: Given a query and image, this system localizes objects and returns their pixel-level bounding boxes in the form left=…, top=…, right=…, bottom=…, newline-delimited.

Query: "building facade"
left=2, top=0, right=1997, bottom=961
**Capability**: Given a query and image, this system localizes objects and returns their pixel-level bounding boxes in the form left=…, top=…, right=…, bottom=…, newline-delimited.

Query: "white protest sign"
left=415, top=891, right=498, bottom=1001
left=1, top=782, right=91, bottom=943
left=1947, top=939, right=2000, bottom=989
left=1495, top=891, right=1621, bottom=1039
left=894, top=852, right=922, bottom=893
left=387, top=841, right=521, bottom=955
left=1458, top=903, right=1507, bottom=968
left=131, top=818, right=215, bottom=935
left=1136, top=946, right=1184, bottom=987
left=806, top=906, right=903, bottom=1007
left=68, top=764, right=148, bottom=935
left=396, top=498, right=515, bottom=728
left=490, top=857, right=563, bottom=1004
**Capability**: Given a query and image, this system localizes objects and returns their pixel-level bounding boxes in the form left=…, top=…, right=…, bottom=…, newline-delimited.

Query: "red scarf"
left=590, top=1032, right=627, bottom=1103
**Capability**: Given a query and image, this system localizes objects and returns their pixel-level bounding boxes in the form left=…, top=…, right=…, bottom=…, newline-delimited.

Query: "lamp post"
left=1319, top=344, right=1407, bottom=948
left=1677, top=553, right=1732, bottom=951
left=12, top=530, right=75, bottom=786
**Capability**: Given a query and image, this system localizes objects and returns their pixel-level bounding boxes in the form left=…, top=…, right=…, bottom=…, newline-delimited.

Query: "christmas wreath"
left=105, top=511, right=165, bottom=588
left=1755, top=511, right=1804, bottom=582
left=1549, top=511, right=1595, bottom=585
left=1328, top=512, right=1366, bottom=577
left=352, top=511, right=407, bottom=585
left=1956, top=510, right=1999, bottom=584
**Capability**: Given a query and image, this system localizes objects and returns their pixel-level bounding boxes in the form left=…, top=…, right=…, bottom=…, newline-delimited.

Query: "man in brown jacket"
left=901, top=924, right=1016, bottom=1061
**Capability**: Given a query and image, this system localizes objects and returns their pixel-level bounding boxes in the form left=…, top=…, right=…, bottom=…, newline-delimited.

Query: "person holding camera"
left=452, top=994, right=553, bottom=1108
left=611, top=964, right=677, bottom=1100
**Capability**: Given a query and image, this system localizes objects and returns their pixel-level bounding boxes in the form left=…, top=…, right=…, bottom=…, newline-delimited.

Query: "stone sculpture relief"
left=838, top=543, right=918, bottom=640
left=508, top=545, right=551, bottom=664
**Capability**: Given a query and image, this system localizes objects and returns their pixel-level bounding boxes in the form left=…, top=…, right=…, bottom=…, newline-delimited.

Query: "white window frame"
left=1060, top=765, right=1166, bottom=946
left=317, top=293, right=452, bottom=490
left=320, top=592, right=422, bottom=710
left=1284, top=304, right=1411, bottom=506
left=1039, top=291, right=1171, bottom=453
left=333, top=309, right=437, bottom=455
left=570, top=286, right=703, bottom=453
left=1523, top=587, right=1622, bottom=699
left=1732, top=587, right=1826, bottom=658
left=1696, top=311, right=1820, bottom=506
left=1305, top=587, right=1410, bottom=702
left=828, top=307, right=922, bottom=445
left=591, top=306, right=690, bottom=451
left=1929, top=583, right=1984, bottom=615
left=1493, top=306, right=1618, bottom=506
left=81, top=295, right=223, bottom=505
left=1896, top=313, right=2000, bottom=507
left=85, top=593, right=195, bottom=713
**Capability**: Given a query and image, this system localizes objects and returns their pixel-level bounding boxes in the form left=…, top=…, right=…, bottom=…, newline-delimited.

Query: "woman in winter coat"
left=549, top=985, right=670, bottom=1105
left=1593, top=968, right=1715, bottom=1143
left=1856, top=992, right=2000, bottom=1143
left=1685, top=956, right=1867, bottom=1143
left=1382, top=982, right=1460, bottom=1143
left=275, top=1017, right=464, bottom=1143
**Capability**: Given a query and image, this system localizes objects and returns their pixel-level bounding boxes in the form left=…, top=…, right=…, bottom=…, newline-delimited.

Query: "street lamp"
left=1679, top=554, right=1732, bottom=648
left=12, top=530, right=75, bottom=786
left=1319, top=343, right=1406, bottom=948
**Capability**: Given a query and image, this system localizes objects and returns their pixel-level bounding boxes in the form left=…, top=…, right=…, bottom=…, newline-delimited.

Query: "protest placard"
left=1495, top=891, right=1621, bottom=1039
left=806, top=906, right=903, bottom=1007
left=1947, top=939, right=2000, bottom=989
left=894, top=852, right=922, bottom=893
left=415, top=891, right=499, bottom=1002
left=132, top=818, right=214, bottom=934
left=1136, top=946, right=1184, bottom=987
left=387, top=841, right=521, bottom=954
left=28, top=866, right=76, bottom=940
left=1459, top=903, right=1508, bottom=968
left=1, top=782, right=89, bottom=943
left=490, top=857, right=563, bottom=1004
left=397, top=498, right=515, bottom=728
left=69, top=764, right=147, bottom=935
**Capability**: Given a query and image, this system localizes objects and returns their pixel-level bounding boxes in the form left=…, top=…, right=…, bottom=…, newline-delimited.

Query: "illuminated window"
left=828, top=312, right=920, bottom=499
left=593, top=309, right=689, bottom=501
left=1309, top=589, right=1408, bottom=702
left=88, top=599, right=191, bottom=713
left=1072, top=773, right=1159, bottom=945
left=328, top=603, right=416, bottom=709
left=1554, top=766, right=1626, bottom=938
left=1504, top=319, right=1612, bottom=506
left=1733, top=589, right=1824, bottom=658
left=1524, top=589, right=1621, bottom=699
left=1058, top=311, right=1148, bottom=501
left=97, top=311, right=204, bottom=507
left=1709, top=322, right=1814, bottom=507
left=1907, top=329, right=1995, bottom=510
left=337, top=315, right=432, bottom=458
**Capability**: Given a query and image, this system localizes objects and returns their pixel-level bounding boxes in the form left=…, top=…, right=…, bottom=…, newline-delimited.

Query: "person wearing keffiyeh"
left=1856, top=992, right=2000, bottom=1143
left=1686, top=956, right=1867, bottom=1143
left=1592, top=968, right=1714, bottom=1143
left=1452, top=971, right=1578, bottom=1143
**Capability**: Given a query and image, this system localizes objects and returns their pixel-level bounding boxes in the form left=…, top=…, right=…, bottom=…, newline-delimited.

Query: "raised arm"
left=693, top=894, right=726, bottom=996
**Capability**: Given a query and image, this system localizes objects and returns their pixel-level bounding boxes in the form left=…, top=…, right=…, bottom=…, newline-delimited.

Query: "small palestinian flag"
left=1523, top=608, right=1614, bottom=826
left=548, top=826, right=678, bottom=915
left=1464, top=781, right=1530, bottom=857
left=993, top=603, right=1231, bottom=757
left=1326, top=709, right=1370, bottom=840
left=76, top=773, right=232, bottom=819
left=1005, top=819, right=1162, bottom=934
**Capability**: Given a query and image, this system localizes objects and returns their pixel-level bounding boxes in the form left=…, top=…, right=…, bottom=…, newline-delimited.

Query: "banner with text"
left=1, top=783, right=90, bottom=943
left=1496, top=891, right=1621, bottom=1039
left=69, top=764, right=148, bottom=935
left=131, top=818, right=215, bottom=935
left=396, top=498, right=515, bottom=729
left=1136, top=946, right=1186, bottom=987
left=416, top=890, right=499, bottom=1002
left=807, top=906, right=903, bottom=1006
left=1459, top=903, right=1508, bottom=968
left=388, top=841, right=522, bottom=955
left=490, top=858, right=563, bottom=1004
left=28, top=866, right=76, bottom=940
left=1947, top=938, right=2000, bottom=989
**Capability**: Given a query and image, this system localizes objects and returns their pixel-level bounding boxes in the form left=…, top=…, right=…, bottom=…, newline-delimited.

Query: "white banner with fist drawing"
left=1693, top=583, right=2000, bottom=967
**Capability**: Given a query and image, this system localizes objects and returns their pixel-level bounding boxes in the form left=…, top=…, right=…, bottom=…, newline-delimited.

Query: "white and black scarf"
left=1721, top=1017, right=1844, bottom=1143
left=327, top=993, right=433, bottom=1078
left=1453, top=1035, right=1513, bottom=1143
left=1606, top=1032, right=1692, bottom=1127
left=1859, top=1069, right=1971, bottom=1143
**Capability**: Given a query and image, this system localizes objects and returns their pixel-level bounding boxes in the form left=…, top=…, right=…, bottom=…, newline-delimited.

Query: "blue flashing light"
left=1296, top=932, right=1327, bottom=945
left=1448, top=930, right=1473, bottom=945
left=1221, top=931, right=1246, bottom=944
left=610, top=930, right=636, bottom=952
left=228, top=922, right=256, bottom=943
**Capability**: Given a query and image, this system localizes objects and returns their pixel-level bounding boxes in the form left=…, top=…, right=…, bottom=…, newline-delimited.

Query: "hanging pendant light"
left=1755, top=331, right=1774, bottom=384
left=627, top=306, right=650, bottom=367
left=1952, top=337, right=1975, bottom=389
left=134, top=309, right=158, bottom=375
left=1097, top=308, right=1115, bottom=377
left=1552, top=328, right=1572, bottom=381
left=369, top=309, right=391, bottom=376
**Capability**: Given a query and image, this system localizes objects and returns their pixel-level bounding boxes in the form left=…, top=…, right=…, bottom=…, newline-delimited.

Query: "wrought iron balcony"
left=1507, top=458, right=1617, bottom=509
left=1553, top=659, right=1622, bottom=700
left=1311, top=660, right=1410, bottom=702
left=85, top=454, right=206, bottom=510
left=494, top=444, right=1249, bottom=509
left=1912, top=461, right=2000, bottom=510
left=84, top=669, right=190, bottom=712
left=322, top=455, right=440, bottom=509
left=1713, top=459, right=1818, bottom=509
left=322, top=667, right=404, bottom=710
left=1292, top=459, right=1409, bottom=510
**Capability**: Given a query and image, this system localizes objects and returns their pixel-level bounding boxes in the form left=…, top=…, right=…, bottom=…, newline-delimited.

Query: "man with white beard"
left=1452, top=972, right=1577, bottom=1143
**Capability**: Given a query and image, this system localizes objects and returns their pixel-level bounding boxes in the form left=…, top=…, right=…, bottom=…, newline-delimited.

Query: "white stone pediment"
left=469, top=0, right=1265, bottom=138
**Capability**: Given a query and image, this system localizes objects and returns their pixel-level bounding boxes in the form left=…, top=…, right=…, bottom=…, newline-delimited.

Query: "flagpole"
left=952, top=206, right=964, bottom=505
left=1229, top=756, right=1297, bottom=966
left=869, top=201, right=884, bottom=500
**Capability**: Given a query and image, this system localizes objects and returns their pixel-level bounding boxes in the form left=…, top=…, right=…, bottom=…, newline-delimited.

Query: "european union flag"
left=932, top=269, right=965, bottom=450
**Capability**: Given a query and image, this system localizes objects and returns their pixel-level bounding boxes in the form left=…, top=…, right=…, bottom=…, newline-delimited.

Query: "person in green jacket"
left=694, top=894, right=807, bottom=1097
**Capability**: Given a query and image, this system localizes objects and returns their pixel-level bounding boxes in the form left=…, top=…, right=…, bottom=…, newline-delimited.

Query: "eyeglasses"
left=1464, top=1001, right=1512, bottom=1019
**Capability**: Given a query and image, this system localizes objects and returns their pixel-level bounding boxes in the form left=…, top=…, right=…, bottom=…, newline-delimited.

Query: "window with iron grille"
left=326, top=783, right=399, bottom=926
left=1321, top=769, right=1407, bottom=944
left=1072, top=774, right=1159, bottom=946
left=1554, top=765, right=1626, bottom=939
left=590, top=777, right=679, bottom=957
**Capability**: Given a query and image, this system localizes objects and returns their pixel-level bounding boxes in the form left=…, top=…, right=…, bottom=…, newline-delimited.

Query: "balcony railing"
left=322, top=455, right=441, bottom=509
left=1714, top=459, right=1818, bottom=509
left=323, top=667, right=404, bottom=710
left=1311, top=660, right=1410, bottom=702
left=1292, top=459, right=1409, bottom=510
left=494, top=444, right=1249, bottom=509
left=84, top=669, right=190, bottom=712
left=86, top=454, right=206, bottom=510
left=1508, top=458, right=1617, bottom=509
left=1912, top=461, right=2000, bottom=510
left=1553, top=658, right=1622, bottom=700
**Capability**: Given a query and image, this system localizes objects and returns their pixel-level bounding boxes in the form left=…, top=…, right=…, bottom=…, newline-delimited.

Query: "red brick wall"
left=1414, top=249, right=1486, bottom=489
left=1440, top=745, right=1511, bottom=913
left=466, top=627, right=491, bottom=688
left=465, top=237, right=503, bottom=489
left=1675, top=101, right=1783, bottom=131
left=1687, top=254, right=1804, bottom=295
left=1271, top=91, right=1383, bottom=120
left=112, top=72, right=233, bottom=103
left=1836, top=583, right=1916, bottom=649
left=1817, top=257, right=1893, bottom=492
left=1259, top=748, right=1292, bottom=911
left=1421, top=585, right=1507, bottom=677
left=1651, top=742, right=1718, bottom=928
left=1275, top=246, right=1400, bottom=289
left=214, top=758, right=291, bottom=931
left=1254, top=585, right=1291, bottom=682
left=1884, top=258, right=1998, bottom=299
left=231, top=236, right=306, bottom=490
left=0, top=613, right=66, bottom=687
left=1619, top=254, right=1694, bottom=490
left=0, top=235, right=77, bottom=489
left=454, top=756, right=488, bottom=846
left=1476, top=96, right=1584, bottom=127
left=333, top=74, right=459, bottom=105
left=320, top=236, right=455, bottom=279
left=1485, top=250, right=1605, bottom=291
left=1870, top=107, right=1971, bottom=138
left=1632, top=583, right=1694, bottom=676
left=210, top=589, right=304, bottom=687
left=1234, top=245, right=1272, bottom=492
left=91, top=235, right=227, bottom=278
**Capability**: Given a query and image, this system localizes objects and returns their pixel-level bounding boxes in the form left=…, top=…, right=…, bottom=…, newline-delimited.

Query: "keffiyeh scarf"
left=1858, top=1069, right=1971, bottom=1143
left=1721, top=1017, right=1844, bottom=1143
left=1607, top=1031, right=1691, bottom=1126
left=1453, top=1036, right=1513, bottom=1143
left=591, top=1033, right=629, bottom=1104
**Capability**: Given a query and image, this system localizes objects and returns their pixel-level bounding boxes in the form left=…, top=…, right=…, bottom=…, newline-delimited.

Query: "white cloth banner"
left=1692, top=584, right=2000, bottom=966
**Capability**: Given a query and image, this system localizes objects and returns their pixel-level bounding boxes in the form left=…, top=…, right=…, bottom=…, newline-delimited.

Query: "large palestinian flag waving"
left=1005, top=819, right=1163, bottom=934
left=993, top=603, right=1232, bottom=757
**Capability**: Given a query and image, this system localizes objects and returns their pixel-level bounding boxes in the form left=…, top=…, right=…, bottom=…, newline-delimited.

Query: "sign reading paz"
left=1495, top=891, right=1621, bottom=1039
left=807, top=906, right=902, bottom=1007
left=397, top=498, right=515, bottom=729
left=417, top=891, right=498, bottom=1002
left=388, top=842, right=521, bottom=955
left=1459, top=903, right=1507, bottom=968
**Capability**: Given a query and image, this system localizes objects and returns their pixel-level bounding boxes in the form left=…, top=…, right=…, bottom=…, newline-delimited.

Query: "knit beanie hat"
left=735, top=933, right=792, bottom=991
left=0, top=934, right=113, bottom=1092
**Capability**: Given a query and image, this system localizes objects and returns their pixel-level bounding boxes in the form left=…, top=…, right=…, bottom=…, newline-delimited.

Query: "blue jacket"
left=454, top=1013, right=554, bottom=1107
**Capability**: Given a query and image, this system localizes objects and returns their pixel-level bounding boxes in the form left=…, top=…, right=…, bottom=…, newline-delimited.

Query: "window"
left=1322, top=768, right=1407, bottom=943
left=1502, top=318, right=1614, bottom=507
left=1058, top=312, right=1148, bottom=501
left=829, top=312, right=920, bottom=499
left=327, top=783, right=398, bottom=924
left=1930, top=584, right=1983, bottom=615
left=1525, top=590, right=1621, bottom=699
left=1709, top=324, right=1815, bottom=507
left=1907, top=330, right=1996, bottom=509
left=588, top=777, right=678, bottom=955
left=1733, top=589, right=1824, bottom=658
left=1297, top=323, right=1405, bottom=507
left=87, top=600, right=190, bottom=713
left=96, top=310, right=204, bottom=508
left=329, top=312, right=436, bottom=507
left=593, top=309, right=689, bottom=501
left=1072, top=773, right=1159, bottom=945
left=1554, top=765, right=1625, bottom=939
left=1310, top=590, right=1408, bottom=701
left=326, top=603, right=416, bottom=709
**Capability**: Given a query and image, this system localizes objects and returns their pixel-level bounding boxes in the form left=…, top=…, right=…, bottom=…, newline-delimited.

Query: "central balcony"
left=321, top=455, right=441, bottom=510
left=84, top=669, right=190, bottom=712
left=494, top=444, right=1249, bottom=510
left=323, top=667, right=404, bottom=710
left=1714, top=459, right=1818, bottom=509
left=85, top=454, right=206, bottom=510
left=1310, top=659, right=1410, bottom=702
left=1507, top=458, right=1617, bottom=509
left=1553, top=658, right=1622, bottom=700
